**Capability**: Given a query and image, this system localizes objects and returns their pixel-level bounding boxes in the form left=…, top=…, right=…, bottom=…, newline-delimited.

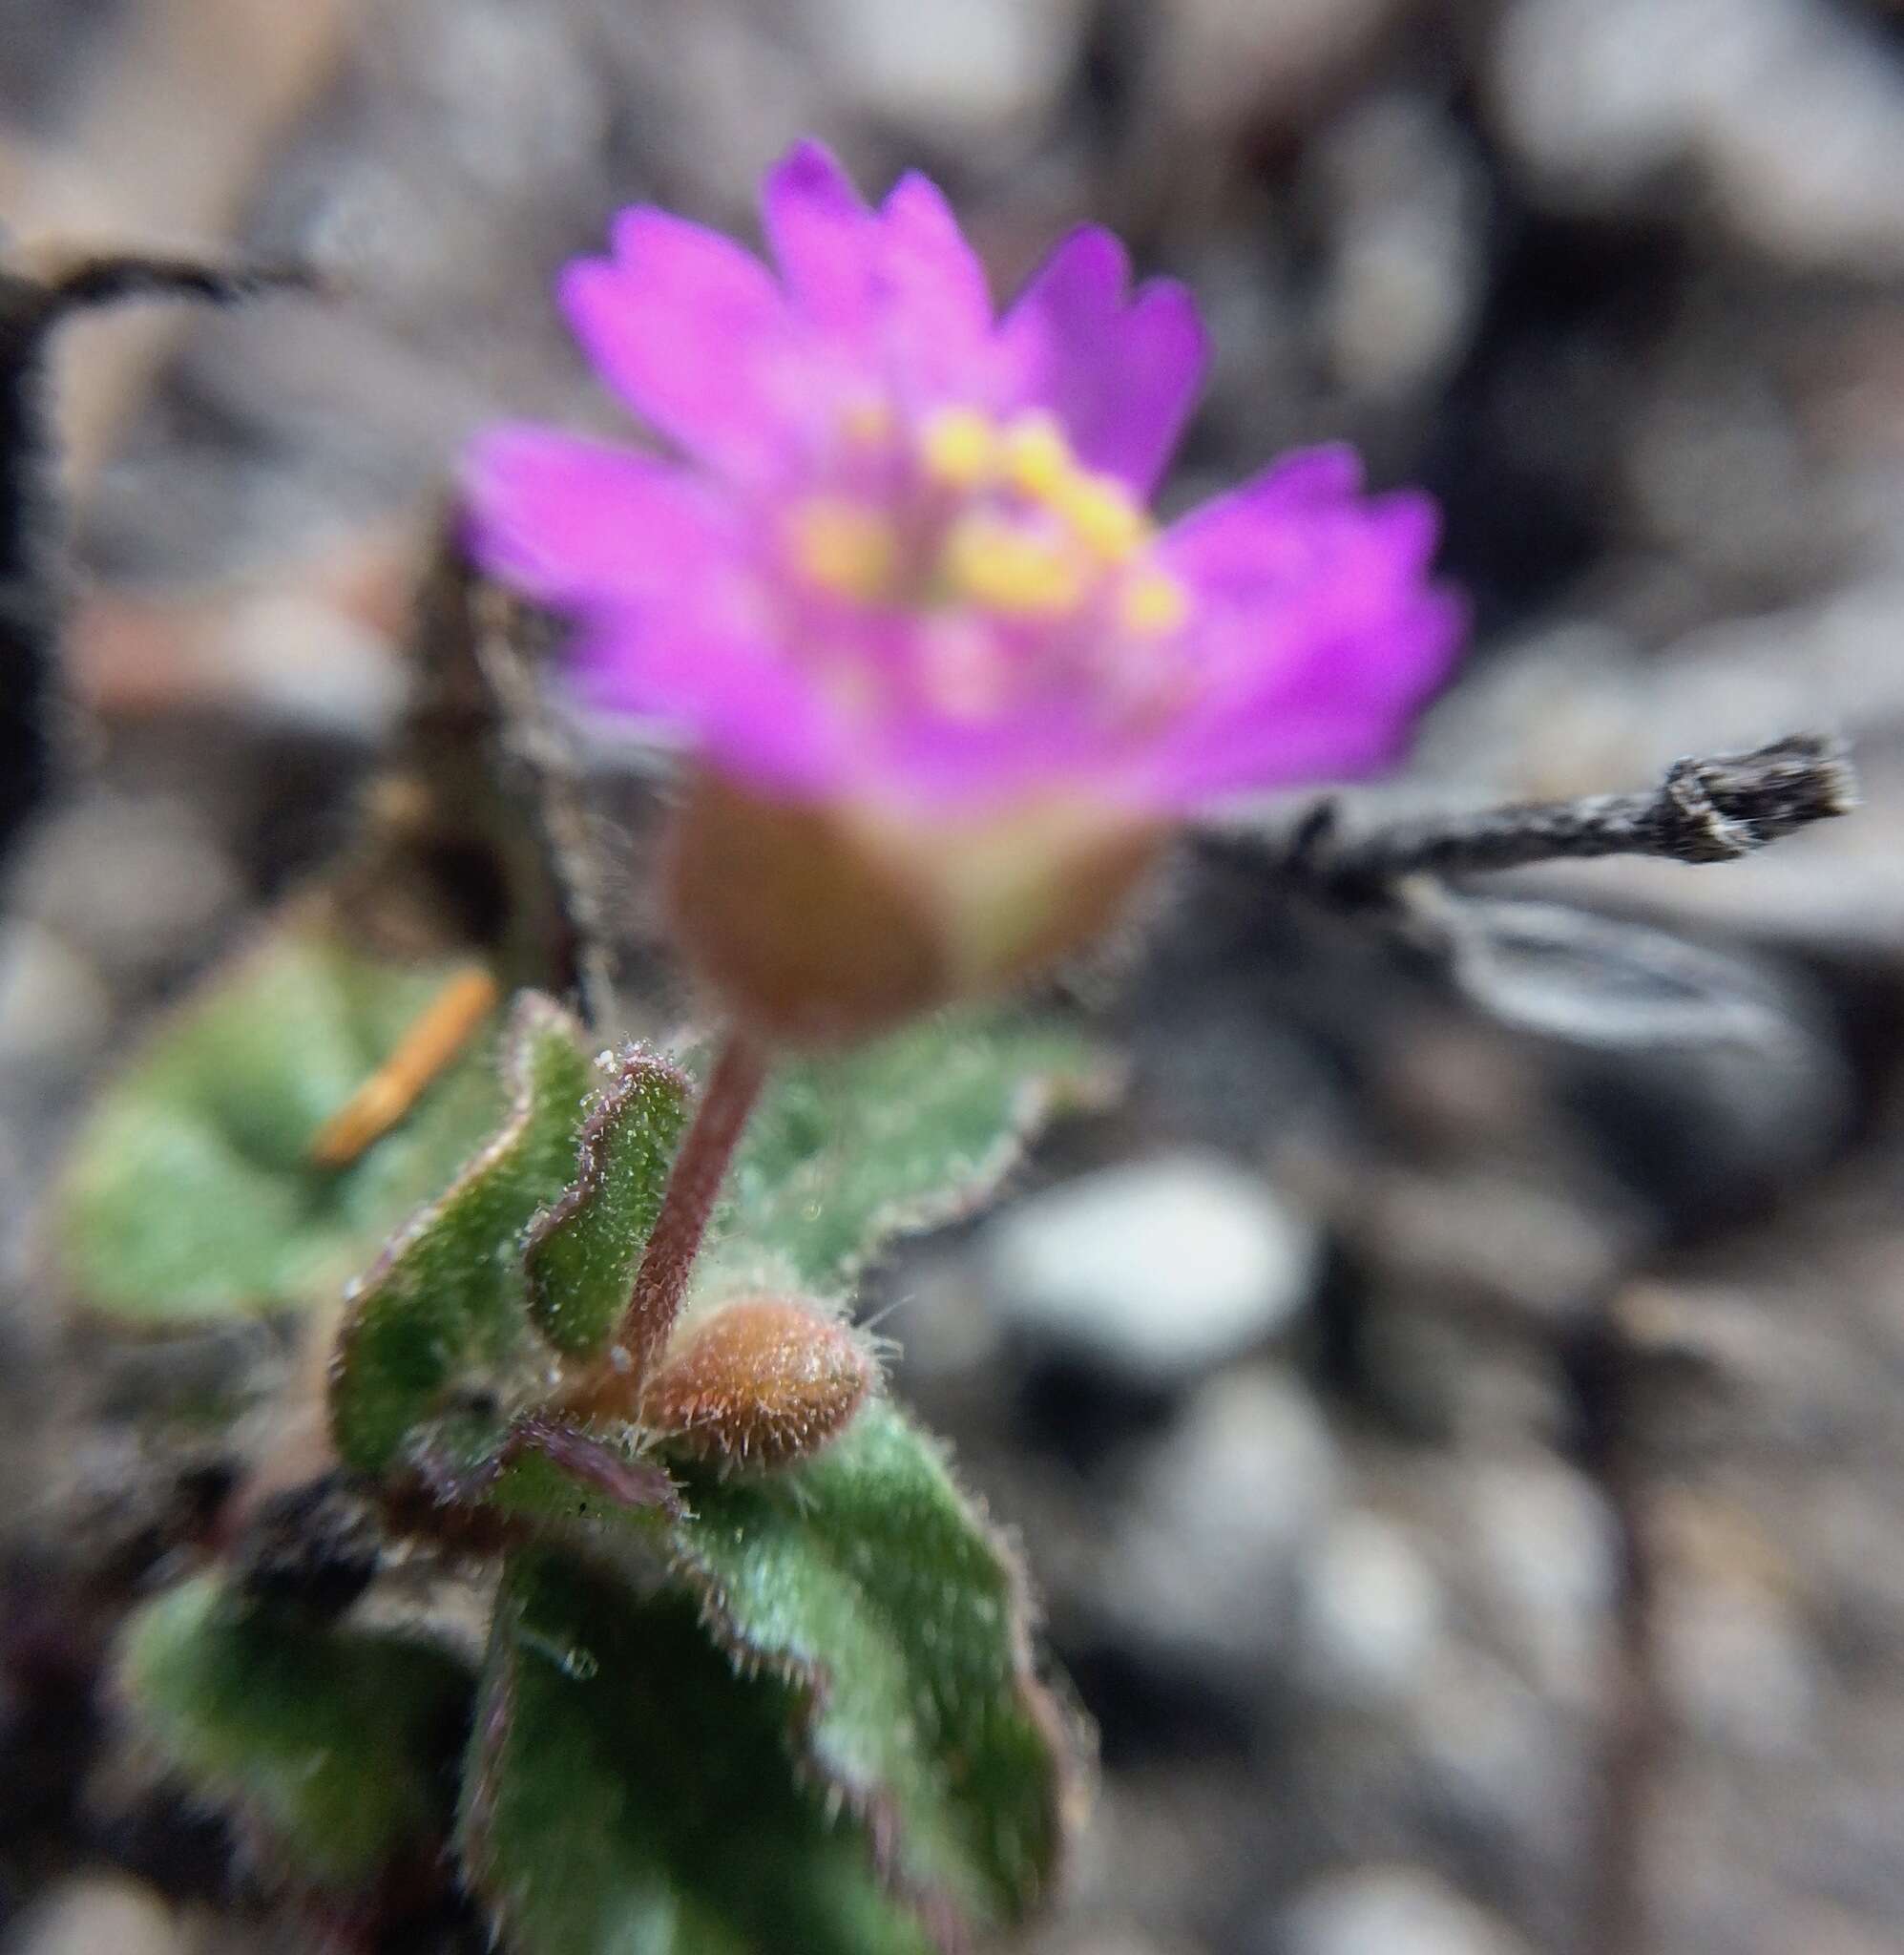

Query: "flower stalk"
left=611, top=1028, right=769, bottom=1381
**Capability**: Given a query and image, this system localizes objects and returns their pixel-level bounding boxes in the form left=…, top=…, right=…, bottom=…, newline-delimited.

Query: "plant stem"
left=616, top=1029, right=769, bottom=1379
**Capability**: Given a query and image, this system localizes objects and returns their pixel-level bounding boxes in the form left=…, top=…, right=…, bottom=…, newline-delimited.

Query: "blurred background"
left=5, top=1, right=1904, bottom=1951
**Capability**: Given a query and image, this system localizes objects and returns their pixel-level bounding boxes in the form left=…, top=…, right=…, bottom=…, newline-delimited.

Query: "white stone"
left=1271, top=1864, right=1531, bottom=1955
left=1465, top=1460, right=1619, bottom=1706
left=809, top=0, right=1086, bottom=140
left=219, top=592, right=407, bottom=738
left=1657, top=1575, right=1818, bottom=1755
left=7, top=795, right=239, bottom=980
left=1407, top=1650, right=1578, bottom=1865
left=1312, top=96, right=1485, bottom=399
left=0, top=921, right=111, bottom=1070
left=9, top=1877, right=182, bottom=1955
left=987, top=1153, right=1319, bottom=1384
left=1490, top=0, right=1904, bottom=271
left=1296, top=1510, right=1445, bottom=1704
left=1103, top=1367, right=1338, bottom=1674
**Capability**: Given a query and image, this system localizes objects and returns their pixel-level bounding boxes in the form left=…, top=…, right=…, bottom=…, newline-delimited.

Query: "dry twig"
left=1210, top=735, right=1858, bottom=896
left=1196, top=736, right=1859, bottom=1058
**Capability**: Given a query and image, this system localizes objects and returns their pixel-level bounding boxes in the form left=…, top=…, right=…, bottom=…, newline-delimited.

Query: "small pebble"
left=0, top=922, right=111, bottom=1073
left=1295, top=1510, right=1445, bottom=1705
left=987, top=1153, right=1320, bottom=1386
left=1265, top=1862, right=1532, bottom=1955
left=1101, top=1367, right=1337, bottom=1678
left=1465, top=1459, right=1618, bottom=1705
left=810, top=0, right=1085, bottom=142
left=5, top=1875, right=182, bottom=1955
left=7, top=796, right=239, bottom=985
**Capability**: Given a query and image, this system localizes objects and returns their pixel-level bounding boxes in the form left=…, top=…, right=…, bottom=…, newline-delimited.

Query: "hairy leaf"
left=699, top=1012, right=1105, bottom=1301
left=461, top=1548, right=931, bottom=1955
left=118, top=1574, right=472, bottom=1891
left=524, top=1043, right=692, bottom=1356
left=328, top=995, right=593, bottom=1477
left=53, top=912, right=504, bottom=1324
left=660, top=1398, right=1084, bottom=1941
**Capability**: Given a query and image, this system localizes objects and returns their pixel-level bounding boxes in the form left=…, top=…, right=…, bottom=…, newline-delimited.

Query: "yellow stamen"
left=995, top=410, right=1152, bottom=562
left=1120, top=569, right=1190, bottom=635
left=309, top=964, right=499, bottom=1168
left=943, top=513, right=1086, bottom=618
left=920, top=407, right=996, bottom=488
left=1000, top=411, right=1074, bottom=502
left=1055, top=473, right=1149, bottom=561
left=790, top=497, right=897, bottom=601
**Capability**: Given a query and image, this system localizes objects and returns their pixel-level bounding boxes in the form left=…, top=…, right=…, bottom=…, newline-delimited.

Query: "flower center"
left=787, top=406, right=1189, bottom=640
left=787, top=498, right=898, bottom=603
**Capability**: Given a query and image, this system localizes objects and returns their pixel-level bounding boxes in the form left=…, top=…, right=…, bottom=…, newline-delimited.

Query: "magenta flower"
left=464, top=141, right=1463, bottom=1041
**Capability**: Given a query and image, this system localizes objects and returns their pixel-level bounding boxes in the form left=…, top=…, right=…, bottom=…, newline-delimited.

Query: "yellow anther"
left=943, top=513, right=1086, bottom=618
left=1000, top=412, right=1076, bottom=503
left=1055, top=473, right=1149, bottom=562
left=1120, top=569, right=1190, bottom=635
left=790, top=498, right=897, bottom=601
left=920, top=407, right=997, bottom=488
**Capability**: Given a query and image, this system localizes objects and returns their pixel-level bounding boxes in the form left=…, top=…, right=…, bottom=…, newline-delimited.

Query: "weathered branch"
left=1192, top=735, right=1859, bottom=1058
left=0, top=245, right=314, bottom=347
left=1207, top=734, right=1858, bottom=897
left=36, top=249, right=314, bottom=319
left=0, top=245, right=314, bottom=853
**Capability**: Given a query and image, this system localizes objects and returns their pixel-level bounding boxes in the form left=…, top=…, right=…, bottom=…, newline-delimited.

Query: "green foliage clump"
left=86, top=932, right=1098, bottom=1953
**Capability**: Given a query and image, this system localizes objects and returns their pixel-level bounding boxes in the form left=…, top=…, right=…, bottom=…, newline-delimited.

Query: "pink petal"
left=872, top=171, right=994, bottom=404
left=558, top=212, right=799, bottom=479
left=1006, top=225, right=1129, bottom=350
left=877, top=701, right=1108, bottom=806
left=760, top=139, right=876, bottom=334
left=759, top=145, right=995, bottom=410
left=1160, top=444, right=1365, bottom=587
left=1145, top=588, right=1467, bottom=803
left=999, top=226, right=1209, bottom=494
left=1079, top=279, right=1206, bottom=491
left=1140, top=458, right=1466, bottom=801
left=569, top=609, right=849, bottom=795
left=1160, top=452, right=1440, bottom=620
left=460, top=424, right=736, bottom=606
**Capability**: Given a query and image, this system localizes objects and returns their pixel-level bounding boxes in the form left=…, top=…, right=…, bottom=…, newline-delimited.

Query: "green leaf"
left=461, top=1548, right=931, bottom=1955
left=699, top=1010, right=1106, bottom=1301
left=329, top=995, right=594, bottom=1478
left=53, top=912, right=505, bottom=1325
left=118, top=1574, right=472, bottom=1891
left=659, top=1398, right=1085, bottom=1940
left=525, top=1044, right=691, bottom=1356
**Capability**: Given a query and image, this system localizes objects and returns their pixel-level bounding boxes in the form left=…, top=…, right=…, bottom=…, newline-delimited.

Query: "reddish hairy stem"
left=616, top=1030, right=769, bottom=1379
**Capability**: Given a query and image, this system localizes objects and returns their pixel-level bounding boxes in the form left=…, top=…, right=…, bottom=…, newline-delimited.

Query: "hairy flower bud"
left=637, top=1294, right=875, bottom=1469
